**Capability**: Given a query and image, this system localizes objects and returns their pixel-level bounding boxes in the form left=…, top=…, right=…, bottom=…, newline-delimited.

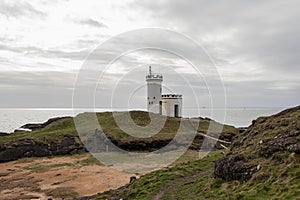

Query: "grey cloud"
left=77, top=37, right=106, bottom=48
left=0, top=0, right=46, bottom=18
left=78, top=18, right=107, bottom=28
left=0, top=44, right=22, bottom=53
left=224, top=79, right=300, bottom=108
left=0, top=43, right=89, bottom=61
left=0, top=71, right=75, bottom=108
left=131, top=1, right=300, bottom=104
left=1, top=0, right=299, bottom=109
left=133, top=0, right=300, bottom=73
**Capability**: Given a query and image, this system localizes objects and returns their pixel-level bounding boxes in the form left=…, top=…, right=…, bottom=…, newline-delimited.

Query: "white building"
left=146, top=66, right=182, bottom=117
left=161, top=94, right=182, bottom=117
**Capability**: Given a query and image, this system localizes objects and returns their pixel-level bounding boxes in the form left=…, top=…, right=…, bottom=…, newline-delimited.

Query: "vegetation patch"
left=76, top=154, right=103, bottom=166
left=24, top=163, right=75, bottom=173
left=46, top=187, right=78, bottom=198
left=91, top=106, right=300, bottom=200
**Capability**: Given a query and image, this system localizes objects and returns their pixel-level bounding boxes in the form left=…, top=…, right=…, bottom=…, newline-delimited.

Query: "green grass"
left=21, top=153, right=104, bottom=172
left=95, top=111, right=237, bottom=144
left=94, top=150, right=300, bottom=200
left=16, top=157, right=38, bottom=163
left=0, top=111, right=240, bottom=199
left=0, top=111, right=238, bottom=146
left=95, top=150, right=225, bottom=200
left=75, top=155, right=103, bottom=166
left=93, top=106, right=299, bottom=200
left=171, top=149, right=200, bottom=165
left=0, top=117, right=77, bottom=144
left=46, top=187, right=78, bottom=198
left=24, top=163, right=75, bottom=173
left=2, top=108, right=299, bottom=199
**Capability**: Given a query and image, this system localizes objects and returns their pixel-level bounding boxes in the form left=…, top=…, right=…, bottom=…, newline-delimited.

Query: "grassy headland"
left=90, top=106, right=300, bottom=199
left=0, top=111, right=238, bottom=163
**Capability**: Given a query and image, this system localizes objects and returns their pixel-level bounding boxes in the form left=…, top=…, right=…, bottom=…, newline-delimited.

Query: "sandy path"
left=0, top=153, right=136, bottom=200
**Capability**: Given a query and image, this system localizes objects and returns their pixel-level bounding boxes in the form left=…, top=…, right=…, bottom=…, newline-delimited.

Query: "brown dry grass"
left=0, top=153, right=135, bottom=199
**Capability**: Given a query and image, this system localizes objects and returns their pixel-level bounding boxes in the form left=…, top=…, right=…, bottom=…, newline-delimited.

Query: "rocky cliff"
left=0, top=135, right=86, bottom=162
left=214, top=105, right=300, bottom=181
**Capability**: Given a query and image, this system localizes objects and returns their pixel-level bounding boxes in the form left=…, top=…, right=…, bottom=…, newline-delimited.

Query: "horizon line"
left=0, top=106, right=292, bottom=111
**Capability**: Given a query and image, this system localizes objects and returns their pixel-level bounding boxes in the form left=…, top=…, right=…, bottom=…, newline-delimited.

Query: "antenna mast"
left=149, top=66, right=152, bottom=75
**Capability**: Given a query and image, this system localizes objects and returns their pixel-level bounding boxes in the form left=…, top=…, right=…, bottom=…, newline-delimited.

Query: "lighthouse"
left=146, top=66, right=163, bottom=114
left=146, top=66, right=183, bottom=117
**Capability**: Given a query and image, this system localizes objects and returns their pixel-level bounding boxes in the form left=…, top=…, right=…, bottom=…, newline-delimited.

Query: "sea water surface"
left=0, top=108, right=286, bottom=133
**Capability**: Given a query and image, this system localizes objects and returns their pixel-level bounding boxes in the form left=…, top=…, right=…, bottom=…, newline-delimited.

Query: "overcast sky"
left=0, top=0, right=299, bottom=111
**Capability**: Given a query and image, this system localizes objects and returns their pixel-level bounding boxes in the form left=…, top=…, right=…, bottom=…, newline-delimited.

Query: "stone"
left=130, top=176, right=136, bottom=183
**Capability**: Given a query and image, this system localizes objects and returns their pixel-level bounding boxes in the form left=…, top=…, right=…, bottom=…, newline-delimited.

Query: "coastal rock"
left=259, top=131, right=300, bottom=158
left=214, top=153, right=258, bottom=181
left=0, top=135, right=86, bottom=162
left=214, top=105, right=300, bottom=181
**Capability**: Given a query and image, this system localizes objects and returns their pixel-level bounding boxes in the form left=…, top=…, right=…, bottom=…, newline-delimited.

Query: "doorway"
left=174, top=104, right=179, bottom=117
left=159, top=101, right=162, bottom=115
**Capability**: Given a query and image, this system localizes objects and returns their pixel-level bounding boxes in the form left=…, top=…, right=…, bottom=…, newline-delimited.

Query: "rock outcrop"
left=214, top=153, right=259, bottom=181
left=0, top=135, right=86, bottom=162
left=214, top=105, right=300, bottom=181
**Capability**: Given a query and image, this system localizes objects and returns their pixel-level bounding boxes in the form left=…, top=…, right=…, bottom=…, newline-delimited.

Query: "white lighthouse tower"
left=146, top=66, right=163, bottom=114
left=146, top=66, right=183, bottom=117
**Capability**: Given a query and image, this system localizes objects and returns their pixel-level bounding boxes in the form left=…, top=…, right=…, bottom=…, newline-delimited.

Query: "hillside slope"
left=90, top=106, right=300, bottom=200
left=214, top=105, right=300, bottom=198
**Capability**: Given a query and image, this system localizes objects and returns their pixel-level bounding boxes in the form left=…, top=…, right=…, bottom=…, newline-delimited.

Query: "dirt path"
left=151, top=168, right=210, bottom=200
left=0, top=153, right=136, bottom=200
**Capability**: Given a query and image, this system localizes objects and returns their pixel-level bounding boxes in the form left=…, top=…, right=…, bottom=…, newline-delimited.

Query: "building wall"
left=146, top=78, right=162, bottom=114
left=161, top=95, right=182, bottom=117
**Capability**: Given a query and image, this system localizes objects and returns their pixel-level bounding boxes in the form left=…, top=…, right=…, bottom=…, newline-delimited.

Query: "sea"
left=0, top=108, right=287, bottom=133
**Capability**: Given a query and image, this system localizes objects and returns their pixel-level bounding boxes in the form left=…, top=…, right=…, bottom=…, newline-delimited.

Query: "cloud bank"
left=0, top=0, right=299, bottom=111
